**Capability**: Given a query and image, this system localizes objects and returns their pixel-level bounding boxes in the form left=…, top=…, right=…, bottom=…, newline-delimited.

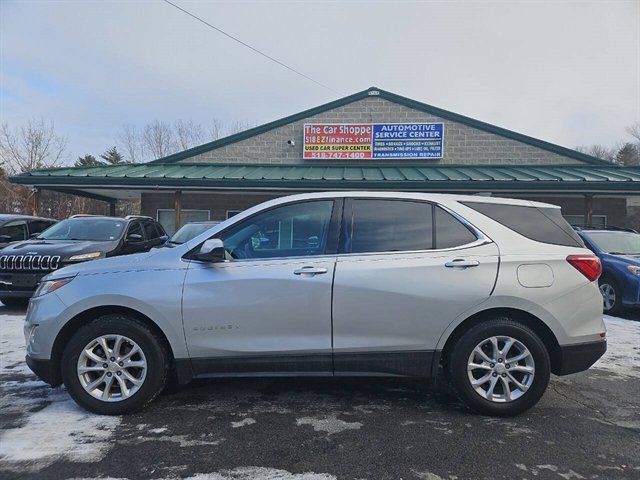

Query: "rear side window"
left=143, top=222, right=159, bottom=240
left=435, top=207, right=477, bottom=248
left=462, top=201, right=583, bottom=247
left=350, top=200, right=433, bottom=253
left=29, top=220, right=55, bottom=235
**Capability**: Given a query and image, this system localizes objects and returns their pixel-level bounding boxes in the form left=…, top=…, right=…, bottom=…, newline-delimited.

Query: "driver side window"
left=221, top=201, right=334, bottom=259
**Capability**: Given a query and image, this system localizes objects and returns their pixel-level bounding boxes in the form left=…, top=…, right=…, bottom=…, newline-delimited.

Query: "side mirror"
left=194, top=238, right=225, bottom=262
left=126, top=233, right=143, bottom=243
left=29, top=233, right=40, bottom=239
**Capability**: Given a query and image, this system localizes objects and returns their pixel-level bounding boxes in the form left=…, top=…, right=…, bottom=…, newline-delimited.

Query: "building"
left=12, top=87, right=640, bottom=233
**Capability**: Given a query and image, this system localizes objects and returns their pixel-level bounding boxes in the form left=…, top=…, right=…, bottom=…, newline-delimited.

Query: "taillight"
left=566, top=254, right=602, bottom=282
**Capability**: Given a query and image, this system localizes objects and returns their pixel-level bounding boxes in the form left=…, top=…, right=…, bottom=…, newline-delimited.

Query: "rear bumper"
left=555, top=339, right=607, bottom=376
left=26, top=355, right=61, bottom=386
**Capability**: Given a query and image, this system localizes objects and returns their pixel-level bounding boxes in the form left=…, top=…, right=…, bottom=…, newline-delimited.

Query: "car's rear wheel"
left=61, top=314, right=169, bottom=415
left=599, top=276, right=621, bottom=315
left=447, top=318, right=551, bottom=416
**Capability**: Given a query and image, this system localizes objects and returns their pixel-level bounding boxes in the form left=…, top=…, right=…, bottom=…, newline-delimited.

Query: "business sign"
left=303, top=123, right=444, bottom=160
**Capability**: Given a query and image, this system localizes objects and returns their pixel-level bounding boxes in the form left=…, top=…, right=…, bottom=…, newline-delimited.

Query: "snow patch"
left=231, top=417, right=256, bottom=428
left=593, top=316, right=640, bottom=379
left=183, top=467, right=336, bottom=480
left=0, top=391, right=120, bottom=471
left=0, top=308, right=121, bottom=472
left=295, top=414, right=362, bottom=435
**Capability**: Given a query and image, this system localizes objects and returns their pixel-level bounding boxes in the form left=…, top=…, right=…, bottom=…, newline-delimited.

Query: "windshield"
left=585, top=231, right=640, bottom=255
left=37, top=218, right=125, bottom=241
left=169, top=223, right=215, bottom=245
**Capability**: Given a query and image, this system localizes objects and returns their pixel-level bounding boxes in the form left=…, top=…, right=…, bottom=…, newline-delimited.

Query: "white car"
left=24, top=192, right=606, bottom=416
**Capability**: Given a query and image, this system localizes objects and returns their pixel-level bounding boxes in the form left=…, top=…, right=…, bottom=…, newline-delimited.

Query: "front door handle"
left=293, top=266, right=328, bottom=276
left=444, top=259, right=480, bottom=268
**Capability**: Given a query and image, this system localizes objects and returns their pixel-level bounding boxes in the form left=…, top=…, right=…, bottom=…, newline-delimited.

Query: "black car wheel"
left=61, top=314, right=169, bottom=415
left=0, top=297, right=29, bottom=308
left=446, top=317, right=551, bottom=417
left=599, top=276, right=621, bottom=315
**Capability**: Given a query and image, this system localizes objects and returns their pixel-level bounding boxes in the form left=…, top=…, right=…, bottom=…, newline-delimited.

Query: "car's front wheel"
left=61, top=314, right=169, bottom=415
left=447, top=318, right=551, bottom=416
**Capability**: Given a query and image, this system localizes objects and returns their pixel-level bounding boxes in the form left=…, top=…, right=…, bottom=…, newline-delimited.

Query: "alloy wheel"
left=467, top=335, right=535, bottom=403
left=599, top=283, right=615, bottom=311
left=77, top=334, right=147, bottom=402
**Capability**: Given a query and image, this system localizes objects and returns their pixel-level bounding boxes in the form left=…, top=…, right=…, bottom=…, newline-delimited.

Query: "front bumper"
left=26, top=355, right=61, bottom=386
left=0, top=272, right=45, bottom=298
left=555, top=339, right=607, bottom=375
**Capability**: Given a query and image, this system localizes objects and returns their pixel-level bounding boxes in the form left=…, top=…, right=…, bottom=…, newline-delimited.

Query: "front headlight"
left=626, top=265, right=640, bottom=276
left=68, top=251, right=103, bottom=262
left=33, top=276, right=75, bottom=297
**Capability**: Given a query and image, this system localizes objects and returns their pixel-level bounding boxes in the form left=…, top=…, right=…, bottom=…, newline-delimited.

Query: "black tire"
left=0, top=297, right=29, bottom=308
left=446, top=318, right=551, bottom=417
left=598, top=276, right=622, bottom=315
left=61, top=314, right=169, bottom=415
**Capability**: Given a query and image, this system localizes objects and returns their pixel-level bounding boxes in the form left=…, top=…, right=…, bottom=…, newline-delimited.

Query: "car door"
left=142, top=221, right=163, bottom=249
left=0, top=220, right=28, bottom=247
left=122, top=221, right=147, bottom=254
left=332, top=198, right=499, bottom=376
left=182, top=199, right=341, bottom=376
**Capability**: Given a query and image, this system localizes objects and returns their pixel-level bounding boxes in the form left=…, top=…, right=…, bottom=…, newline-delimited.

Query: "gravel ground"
left=0, top=305, right=638, bottom=480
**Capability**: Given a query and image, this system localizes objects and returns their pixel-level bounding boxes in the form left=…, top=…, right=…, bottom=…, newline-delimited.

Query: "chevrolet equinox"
left=24, top=192, right=606, bottom=416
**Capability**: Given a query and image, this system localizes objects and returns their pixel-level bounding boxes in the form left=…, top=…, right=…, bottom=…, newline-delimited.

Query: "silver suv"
left=24, top=192, right=606, bottom=416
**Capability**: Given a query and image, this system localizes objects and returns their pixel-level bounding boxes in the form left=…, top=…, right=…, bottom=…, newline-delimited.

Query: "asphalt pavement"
left=1, top=305, right=638, bottom=480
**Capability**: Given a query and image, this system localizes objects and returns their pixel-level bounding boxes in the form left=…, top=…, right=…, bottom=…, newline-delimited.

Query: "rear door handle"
left=293, top=266, right=328, bottom=276
left=444, top=259, right=480, bottom=268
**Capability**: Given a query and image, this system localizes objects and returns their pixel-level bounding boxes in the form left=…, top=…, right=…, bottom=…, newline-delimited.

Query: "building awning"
left=11, top=163, right=640, bottom=200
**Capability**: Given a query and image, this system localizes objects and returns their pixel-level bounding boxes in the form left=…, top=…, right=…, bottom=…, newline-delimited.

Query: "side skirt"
left=177, top=350, right=441, bottom=381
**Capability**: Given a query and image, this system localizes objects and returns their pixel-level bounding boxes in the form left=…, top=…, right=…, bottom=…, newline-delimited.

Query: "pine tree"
left=100, top=146, right=125, bottom=165
left=75, top=154, right=102, bottom=167
left=616, top=143, right=640, bottom=166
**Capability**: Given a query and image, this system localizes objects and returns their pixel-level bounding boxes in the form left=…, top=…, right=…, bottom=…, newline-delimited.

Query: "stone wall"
left=182, top=96, right=582, bottom=166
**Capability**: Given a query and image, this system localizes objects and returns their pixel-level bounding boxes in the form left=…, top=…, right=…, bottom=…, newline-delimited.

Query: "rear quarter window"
left=461, top=201, right=583, bottom=248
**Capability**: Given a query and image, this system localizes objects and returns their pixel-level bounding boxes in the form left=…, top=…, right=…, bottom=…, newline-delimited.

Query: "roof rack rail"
left=572, top=224, right=638, bottom=233
left=69, top=214, right=105, bottom=218
left=124, top=215, right=154, bottom=220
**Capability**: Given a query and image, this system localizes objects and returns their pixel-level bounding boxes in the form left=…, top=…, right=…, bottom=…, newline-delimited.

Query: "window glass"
left=157, top=209, right=210, bottom=235
left=435, top=207, right=477, bottom=248
left=350, top=200, right=432, bottom=253
left=0, top=221, right=27, bottom=242
left=143, top=222, right=158, bottom=240
left=29, top=220, right=55, bottom=235
left=462, top=202, right=583, bottom=247
left=37, top=219, right=125, bottom=241
left=222, top=201, right=333, bottom=259
left=154, top=223, right=166, bottom=237
left=584, top=231, right=640, bottom=255
left=127, top=222, right=144, bottom=239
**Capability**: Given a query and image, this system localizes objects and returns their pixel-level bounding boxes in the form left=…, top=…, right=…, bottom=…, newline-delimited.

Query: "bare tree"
left=174, top=120, right=205, bottom=150
left=0, top=118, right=67, bottom=174
left=142, top=121, right=179, bottom=160
left=118, top=124, right=145, bottom=163
left=574, top=144, right=617, bottom=163
left=227, top=120, right=254, bottom=136
left=627, top=121, right=640, bottom=145
left=209, top=118, right=225, bottom=141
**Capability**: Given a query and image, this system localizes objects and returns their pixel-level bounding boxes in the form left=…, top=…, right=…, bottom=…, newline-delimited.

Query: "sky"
left=1, top=0, right=639, bottom=164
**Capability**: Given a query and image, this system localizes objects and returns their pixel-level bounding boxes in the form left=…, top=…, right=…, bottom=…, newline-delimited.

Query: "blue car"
left=575, top=226, right=640, bottom=314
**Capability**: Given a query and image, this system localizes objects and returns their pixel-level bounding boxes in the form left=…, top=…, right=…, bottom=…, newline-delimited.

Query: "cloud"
left=1, top=0, right=638, bottom=162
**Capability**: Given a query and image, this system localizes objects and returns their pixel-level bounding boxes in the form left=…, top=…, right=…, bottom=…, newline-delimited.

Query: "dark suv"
left=0, top=214, right=57, bottom=248
left=0, top=215, right=167, bottom=306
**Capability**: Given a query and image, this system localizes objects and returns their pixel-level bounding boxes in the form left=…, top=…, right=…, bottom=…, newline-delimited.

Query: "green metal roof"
left=148, top=87, right=609, bottom=166
left=11, top=163, right=640, bottom=194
